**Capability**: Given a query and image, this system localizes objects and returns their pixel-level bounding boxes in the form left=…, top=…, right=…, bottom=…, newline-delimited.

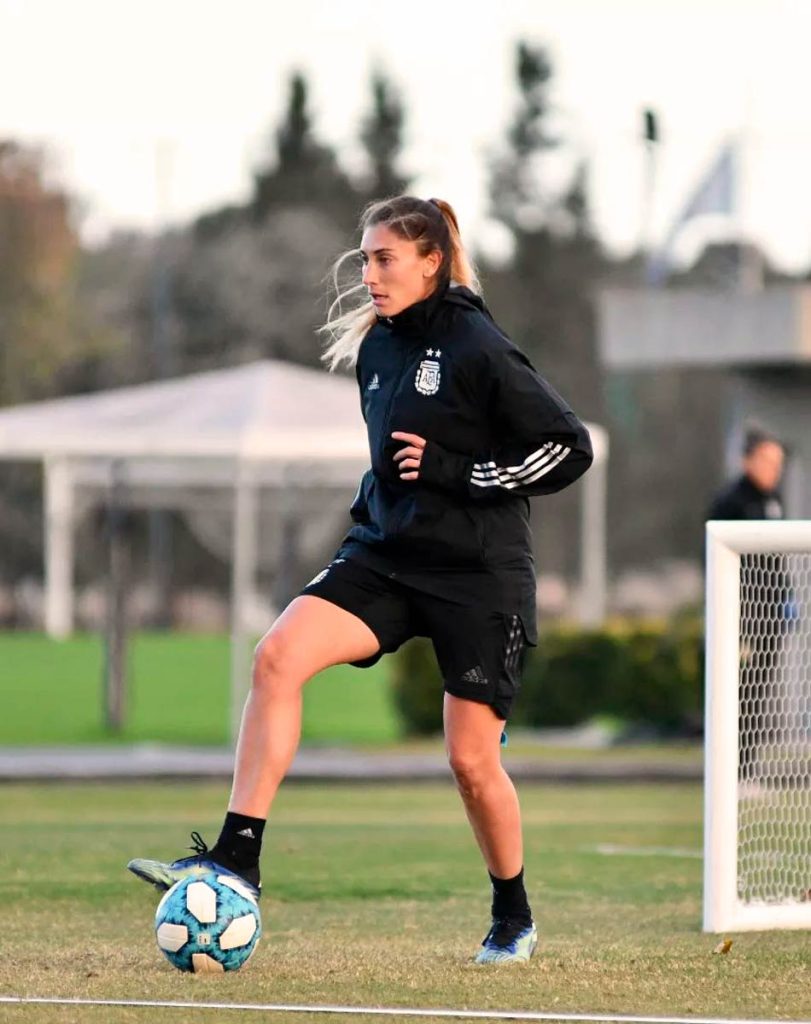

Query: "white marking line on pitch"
left=586, top=845, right=703, bottom=860
left=0, top=998, right=808, bottom=1024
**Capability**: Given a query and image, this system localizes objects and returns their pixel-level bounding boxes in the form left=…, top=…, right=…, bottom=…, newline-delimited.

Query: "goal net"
left=704, top=521, right=811, bottom=931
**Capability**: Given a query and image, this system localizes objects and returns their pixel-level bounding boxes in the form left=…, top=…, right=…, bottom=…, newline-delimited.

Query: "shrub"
left=390, top=619, right=704, bottom=737
left=390, top=637, right=445, bottom=736
left=518, top=629, right=628, bottom=728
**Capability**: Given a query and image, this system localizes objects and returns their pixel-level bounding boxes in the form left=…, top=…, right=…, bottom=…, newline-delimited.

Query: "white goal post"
left=704, top=520, right=811, bottom=932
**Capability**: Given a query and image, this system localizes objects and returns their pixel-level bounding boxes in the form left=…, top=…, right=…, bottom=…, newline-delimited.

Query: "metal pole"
left=44, top=456, right=74, bottom=638
left=578, top=430, right=608, bottom=627
left=104, top=460, right=130, bottom=732
left=274, top=474, right=301, bottom=611
left=230, top=462, right=259, bottom=745
left=148, top=138, right=176, bottom=628
left=640, top=108, right=660, bottom=284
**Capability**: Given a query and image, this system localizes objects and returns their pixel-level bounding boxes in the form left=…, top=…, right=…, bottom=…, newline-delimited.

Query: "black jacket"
left=707, top=476, right=791, bottom=625
left=341, top=281, right=593, bottom=584
left=708, top=475, right=784, bottom=521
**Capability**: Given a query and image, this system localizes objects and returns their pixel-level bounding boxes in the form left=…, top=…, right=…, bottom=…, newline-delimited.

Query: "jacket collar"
left=376, top=279, right=451, bottom=336
left=444, top=284, right=487, bottom=313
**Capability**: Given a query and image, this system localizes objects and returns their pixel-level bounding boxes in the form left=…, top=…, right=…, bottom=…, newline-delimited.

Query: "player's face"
left=744, top=441, right=785, bottom=493
left=360, top=223, right=442, bottom=317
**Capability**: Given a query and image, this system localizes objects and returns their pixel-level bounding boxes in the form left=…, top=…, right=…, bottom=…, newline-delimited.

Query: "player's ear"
left=423, top=248, right=442, bottom=279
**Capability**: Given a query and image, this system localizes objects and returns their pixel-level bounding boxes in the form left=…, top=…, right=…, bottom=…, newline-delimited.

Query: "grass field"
left=1, top=780, right=808, bottom=1024
left=0, top=632, right=705, bottom=772
left=0, top=632, right=398, bottom=746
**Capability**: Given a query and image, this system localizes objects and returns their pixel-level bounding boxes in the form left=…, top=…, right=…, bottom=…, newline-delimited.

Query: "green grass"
left=0, top=632, right=399, bottom=746
left=0, top=781, right=808, bottom=1024
left=0, top=631, right=704, bottom=771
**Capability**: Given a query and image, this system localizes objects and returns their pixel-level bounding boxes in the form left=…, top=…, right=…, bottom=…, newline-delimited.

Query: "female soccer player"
left=129, top=195, right=593, bottom=964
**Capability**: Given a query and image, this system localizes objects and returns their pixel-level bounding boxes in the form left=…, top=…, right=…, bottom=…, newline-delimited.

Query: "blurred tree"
left=0, top=141, right=108, bottom=405
left=0, top=141, right=117, bottom=584
left=171, top=207, right=345, bottom=371
left=73, top=230, right=160, bottom=389
left=168, top=69, right=400, bottom=372
left=488, top=42, right=558, bottom=232
left=251, top=71, right=356, bottom=222
left=483, top=47, right=731, bottom=574
left=484, top=43, right=602, bottom=393
left=358, top=68, right=408, bottom=202
left=158, top=70, right=365, bottom=372
left=561, top=160, right=590, bottom=239
left=480, top=42, right=606, bottom=579
left=79, top=69, right=412, bottom=384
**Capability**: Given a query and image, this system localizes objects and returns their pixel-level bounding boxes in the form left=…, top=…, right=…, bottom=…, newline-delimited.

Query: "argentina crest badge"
left=415, top=348, right=441, bottom=396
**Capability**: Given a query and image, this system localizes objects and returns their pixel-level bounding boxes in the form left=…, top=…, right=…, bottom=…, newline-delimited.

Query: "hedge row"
left=390, top=620, right=704, bottom=737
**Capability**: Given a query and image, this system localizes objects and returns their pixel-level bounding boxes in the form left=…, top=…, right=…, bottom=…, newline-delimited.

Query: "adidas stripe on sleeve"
left=471, top=442, right=572, bottom=490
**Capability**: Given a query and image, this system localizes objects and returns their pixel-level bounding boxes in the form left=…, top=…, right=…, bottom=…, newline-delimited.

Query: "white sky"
left=2, top=0, right=810, bottom=271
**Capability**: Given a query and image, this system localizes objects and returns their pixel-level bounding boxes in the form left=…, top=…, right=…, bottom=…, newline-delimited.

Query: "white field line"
left=585, top=845, right=703, bottom=860
left=0, top=997, right=807, bottom=1024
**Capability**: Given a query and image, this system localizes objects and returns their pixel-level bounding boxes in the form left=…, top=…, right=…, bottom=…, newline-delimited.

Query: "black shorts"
left=300, top=556, right=533, bottom=721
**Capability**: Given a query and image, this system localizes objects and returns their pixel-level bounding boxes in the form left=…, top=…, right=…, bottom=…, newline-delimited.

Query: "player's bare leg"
left=444, top=693, right=537, bottom=963
left=128, top=596, right=379, bottom=895
left=229, top=595, right=380, bottom=817
left=444, top=694, right=522, bottom=876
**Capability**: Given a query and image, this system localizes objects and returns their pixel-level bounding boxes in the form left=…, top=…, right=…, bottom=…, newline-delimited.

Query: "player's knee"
left=251, top=631, right=299, bottom=697
left=447, top=749, right=490, bottom=798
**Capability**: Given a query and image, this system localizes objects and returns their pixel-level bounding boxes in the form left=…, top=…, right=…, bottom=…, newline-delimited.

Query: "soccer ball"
left=154, top=873, right=261, bottom=973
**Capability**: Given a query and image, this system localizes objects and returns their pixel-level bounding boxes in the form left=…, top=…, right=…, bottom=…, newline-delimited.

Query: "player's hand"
left=391, top=431, right=426, bottom=481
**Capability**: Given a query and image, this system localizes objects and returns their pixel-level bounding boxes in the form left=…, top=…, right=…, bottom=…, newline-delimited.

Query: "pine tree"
left=482, top=43, right=604, bottom=580
left=359, top=68, right=408, bottom=202
left=251, top=71, right=355, bottom=219
left=489, top=42, right=558, bottom=231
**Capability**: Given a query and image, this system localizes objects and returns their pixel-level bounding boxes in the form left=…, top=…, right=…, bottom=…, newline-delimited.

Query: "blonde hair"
left=318, top=195, right=481, bottom=371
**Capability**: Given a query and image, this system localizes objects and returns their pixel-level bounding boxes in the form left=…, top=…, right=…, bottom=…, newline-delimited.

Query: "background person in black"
left=129, top=195, right=593, bottom=963
left=708, top=428, right=785, bottom=522
left=708, top=428, right=789, bottom=782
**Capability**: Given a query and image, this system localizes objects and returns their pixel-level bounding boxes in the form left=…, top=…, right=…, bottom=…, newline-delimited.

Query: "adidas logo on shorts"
left=307, top=567, right=331, bottom=588
left=461, top=665, right=488, bottom=686
left=305, top=558, right=345, bottom=589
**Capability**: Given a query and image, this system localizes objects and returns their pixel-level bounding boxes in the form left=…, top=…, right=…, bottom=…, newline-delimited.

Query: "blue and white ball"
left=154, top=873, right=261, bottom=973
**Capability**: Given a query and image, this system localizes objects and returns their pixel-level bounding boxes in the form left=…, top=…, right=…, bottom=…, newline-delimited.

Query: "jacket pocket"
left=391, top=490, right=484, bottom=565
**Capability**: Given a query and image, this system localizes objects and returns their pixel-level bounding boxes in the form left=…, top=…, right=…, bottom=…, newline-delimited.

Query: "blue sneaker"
left=127, top=831, right=261, bottom=900
left=475, top=917, right=538, bottom=964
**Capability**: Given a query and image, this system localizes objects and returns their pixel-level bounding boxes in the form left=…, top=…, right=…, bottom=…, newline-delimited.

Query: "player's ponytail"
left=427, top=197, right=480, bottom=293
left=319, top=195, right=481, bottom=372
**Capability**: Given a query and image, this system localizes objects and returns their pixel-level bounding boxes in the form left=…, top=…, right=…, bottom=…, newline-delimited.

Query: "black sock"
left=489, top=867, right=532, bottom=925
left=212, top=812, right=266, bottom=872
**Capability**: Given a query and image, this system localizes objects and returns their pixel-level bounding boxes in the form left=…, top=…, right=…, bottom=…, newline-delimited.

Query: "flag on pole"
left=647, top=140, right=737, bottom=285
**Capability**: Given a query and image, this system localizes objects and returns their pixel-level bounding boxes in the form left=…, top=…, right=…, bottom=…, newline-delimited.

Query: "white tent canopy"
left=0, top=359, right=370, bottom=466
left=0, top=359, right=608, bottom=738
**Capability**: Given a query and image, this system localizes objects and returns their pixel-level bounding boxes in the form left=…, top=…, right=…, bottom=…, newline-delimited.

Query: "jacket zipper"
left=377, top=341, right=415, bottom=471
